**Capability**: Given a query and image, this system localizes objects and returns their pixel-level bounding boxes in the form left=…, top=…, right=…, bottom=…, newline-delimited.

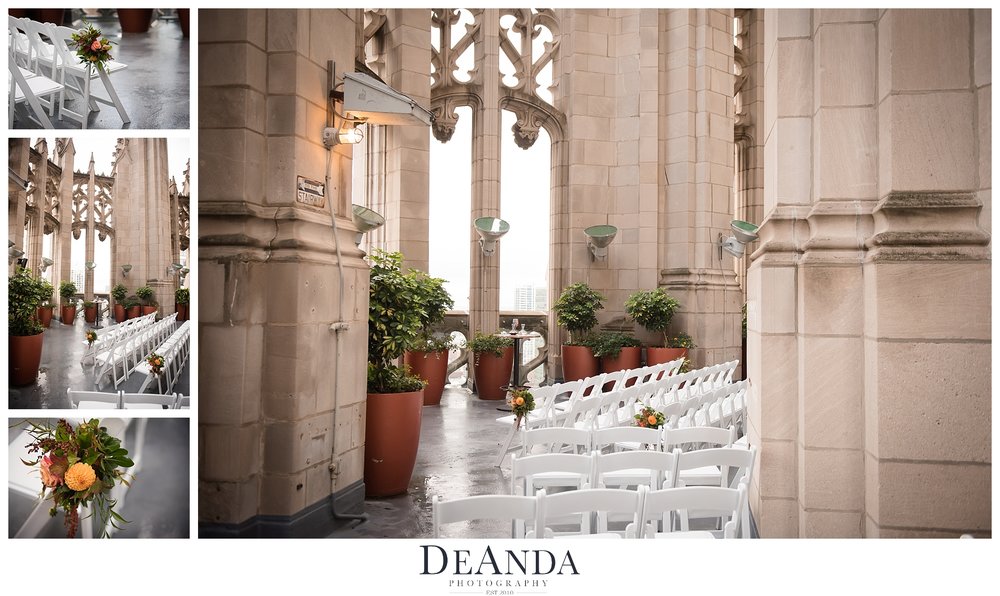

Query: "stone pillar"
left=661, top=8, right=742, bottom=368
left=56, top=140, right=75, bottom=305
left=84, top=155, right=97, bottom=299
left=8, top=139, right=30, bottom=276
left=469, top=8, right=502, bottom=337
left=113, top=139, right=174, bottom=311
left=383, top=9, right=432, bottom=272
left=199, top=9, right=369, bottom=537
left=28, top=139, right=48, bottom=279
left=862, top=9, right=991, bottom=537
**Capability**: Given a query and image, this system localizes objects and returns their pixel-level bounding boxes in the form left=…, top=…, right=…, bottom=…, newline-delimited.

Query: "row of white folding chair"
left=68, top=388, right=188, bottom=410
left=93, top=313, right=158, bottom=387
left=432, top=484, right=748, bottom=540
left=82, top=314, right=150, bottom=365
left=8, top=59, right=62, bottom=128
left=134, top=322, right=190, bottom=394
left=8, top=18, right=61, bottom=126
left=95, top=313, right=173, bottom=389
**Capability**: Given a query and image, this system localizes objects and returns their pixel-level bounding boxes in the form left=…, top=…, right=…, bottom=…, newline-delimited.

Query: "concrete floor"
left=12, top=15, right=190, bottom=130
left=330, top=386, right=516, bottom=538
left=8, top=312, right=190, bottom=409
left=8, top=418, right=190, bottom=538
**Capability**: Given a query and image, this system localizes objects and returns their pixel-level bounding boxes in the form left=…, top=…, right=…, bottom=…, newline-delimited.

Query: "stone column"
left=8, top=139, right=30, bottom=276
left=28, top=140, right=48, bottom=279
left=383, top=9, right=432, bottom=272
left=84, top=155, right=97, bottom=299
left=56, top=141, right=75, bottom=305
left=862, top=9, right=991, bottom=537
left=468, top=8, right=502, bottom=338
left=199, top=9, right=369, bottom=537
left=660, top=8, right=742, bottom=368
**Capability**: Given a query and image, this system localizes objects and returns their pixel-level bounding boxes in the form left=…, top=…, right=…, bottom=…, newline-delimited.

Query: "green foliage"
left=411, top=332, right=455, bottom=353
left=467, top=332, right=514, bottom=357
left=111, top=284, right=127, bottom=302
left=553, top=283, right=605, bottom=343
left=412, top=272, right=453, bottom=332
left=135, top=286, right=155, bottom=305
left=508, top=387, right=535, bottom=418
left=624, top=288, right=680, bottom=346
left=124, top=295, right=141, bottom=309
left=84, top=300, right=95, bottom=308
left=175, top=288, right=190, bottom=305
left=59, top=280, right=78, bottom=301
left=667, top=332, right=696, bottom=349
left=38, top=280, right=55, bottom=306
left=367, top=363, right=426, bottom=394
left=589, top=331, right=642, bottom=359
left=742, top=303, right=747, bottom=339
left=9, top=268, right=45, bottom=336
left=679, top=358, right=693, bottom=374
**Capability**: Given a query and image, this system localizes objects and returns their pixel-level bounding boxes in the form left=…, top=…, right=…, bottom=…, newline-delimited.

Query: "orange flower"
left=64, top=462, right=97, bottom=491
left=647, top=415, right=658, bottom=425
left=514, top=397, right=525, bottom=406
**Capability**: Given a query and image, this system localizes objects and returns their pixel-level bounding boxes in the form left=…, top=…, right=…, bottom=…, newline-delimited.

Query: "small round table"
left=497, top=331, right=541, bottom=389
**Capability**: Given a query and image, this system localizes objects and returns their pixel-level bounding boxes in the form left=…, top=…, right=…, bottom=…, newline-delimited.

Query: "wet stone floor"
left=330, top=386, right=517, bottom=539
left=8, top=311, right=190, bottom=409
left=12, top=14, right=190, bottom=130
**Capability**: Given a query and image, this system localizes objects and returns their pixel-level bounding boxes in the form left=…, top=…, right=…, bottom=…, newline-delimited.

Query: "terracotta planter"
left=126, top=306, right=141, bottom=319
left=364, top=390, right=424, bottom=497
left=117, top=9, right=154, bottom=33
left=600, top=346, right=642, bottom=374
left=37, top=306, right=54, bottom=328
left=61, top=305, right=77, bottom=325
left=114, top=304, right=125, bottom=322
left=561, top=344, right=599, bottom=382
left=472, top=346, right=514, bottom=401
left=84, top=305, right=97, bottom=323
left=404, top=349, right=449, bottom=406
left=177, top=8, right=190, bottom=37
left=141, top=305, right=157, bottom=316
left=647, top=346, right=687, bottom=366
left=176, top=303, right=189, bottom=321
left=10, top=333, right=44, bottom=386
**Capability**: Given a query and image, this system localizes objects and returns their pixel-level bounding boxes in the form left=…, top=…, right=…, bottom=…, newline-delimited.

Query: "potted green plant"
left=365, top=250, right=428, bottom=497
left=661, top=331, right=696, bottom=365
left=624, top=288, right=681, bottom=365
left=590, top=331, right=642, bottom=374
left=36, top=279, right=55, bottom=328
left=136, top=286, right=156, bottom=316
left=59, top=280, right=78, bottom=325
left=10, top=268, right=46, bottom=385
left=468, top=332, right=515, bottom=401
left=111, top=283, right=127, bottom=321
left=175, top=287, right=190, bottom=321
left=553, top=282, right=604, bottom=381
left=117, top=9, right=154, bottom=33
left=124, top=295, right=141, bottom=319
left=83, top=300, right=97, bottom=323
left=402, top=271, right=454, bottom=406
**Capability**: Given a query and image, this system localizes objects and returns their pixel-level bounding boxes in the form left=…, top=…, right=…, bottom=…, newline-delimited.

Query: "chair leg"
left=97, top=68, right=130, bottom=124
left=494, top=425, right=518, bottom=468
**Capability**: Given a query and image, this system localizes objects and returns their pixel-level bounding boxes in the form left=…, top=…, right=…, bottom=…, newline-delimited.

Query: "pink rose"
left=40, top=453, right=68, bottom=488
left=91, top=40, right=102, bottom=51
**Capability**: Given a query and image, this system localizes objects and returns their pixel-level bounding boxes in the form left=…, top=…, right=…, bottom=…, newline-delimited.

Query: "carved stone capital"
left=750, top=205, right=812, bottom=263
left=801, top=200, right=876, bottom=263
left=865, top=192, right=991, bottom=262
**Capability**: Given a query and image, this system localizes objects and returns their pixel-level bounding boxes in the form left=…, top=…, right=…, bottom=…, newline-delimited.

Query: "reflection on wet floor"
left=8, top=314, right=190, bottom=409
left=330, top=386, right=514, bottom=538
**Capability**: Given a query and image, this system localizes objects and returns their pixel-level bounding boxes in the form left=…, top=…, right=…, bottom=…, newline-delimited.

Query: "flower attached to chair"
left=507, top=388, right=535, bottom=429
left=634, top=406, right=665, bottom=430
left=85, top=330, right=98, bottom=346
left=147, top=352, right=165, bottom=376
left=21, top=419, right=134, bottom=538
left=71, top=23, right=115, bottom=71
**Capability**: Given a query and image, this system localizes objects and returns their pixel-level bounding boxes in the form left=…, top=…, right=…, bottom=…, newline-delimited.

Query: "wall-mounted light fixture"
left=718, top=220, right=760, bottom=259
left=323, top=65, right=432, bottom=149
left=474, top=217, right=510, bottom=257
left=85, top=261, right=96, bottom=270
left=166, top=263, right=184, bottom=277
left=352, top=205, right=386, bottom=245
left=179, top=267, right=189, bottom=284
left=39, top=257, right=53, bottom=272
left=9, top=242, right=24, bottom=265
left=121, top=263, right=132, bottom=278
left=584, top=224, right=618, bottom=261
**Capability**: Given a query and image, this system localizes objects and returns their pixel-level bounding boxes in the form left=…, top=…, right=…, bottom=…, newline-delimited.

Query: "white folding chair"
left=173, top=393, right=190, bottom=409
left=663, top=425, right=737, bottom=487
left=636, top=484, right=747, bottom=539
left=49, top=24, right=130, bottom=128
left=532, top=487, right=643, bottom=539
left=674, top=446, right=757, bottom=537
left=67, top=388, right=121, bottom=409
left=520, top=426, right=591, bottom=456
left=120, top=392, right=175, bottom=410
left=511, top=452, right=593, bottom=497
left=593, top=449, right=679, bottom=491
left=9, top=61, right=62, bottom=128
left=432, top=493, right=539, bottom=539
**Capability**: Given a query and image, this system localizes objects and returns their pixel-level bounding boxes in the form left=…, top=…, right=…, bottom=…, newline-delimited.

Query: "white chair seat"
left=678, top=465, right=723, bottom=486
left=76, top=400, right=113, bottom=410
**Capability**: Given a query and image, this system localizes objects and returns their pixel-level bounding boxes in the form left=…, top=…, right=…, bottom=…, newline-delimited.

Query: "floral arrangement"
left=507, top=388, right=535, bottom=429
left=666, top=332, right=696, bottom=349
left=634, top=406, right=665, bottom=430
left=85, top=330, right=98, bottom=346
left=146, top=352, right=165, bottom=376
left=70, top=24, right=114, bottom=71
left=21, top=419, right=134, bottom=538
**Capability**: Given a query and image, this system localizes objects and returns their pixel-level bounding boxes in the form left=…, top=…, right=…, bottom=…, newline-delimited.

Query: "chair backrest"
left=598, top=369, right=626, bottom=393
left=575, top=374, right=606, bottom=399
left=520, top=426, right=591, bottom=456
left=67, top=388, right=121, bottom=409
left=591, top=426, right=662, bottom=453
left=638, top=484, right=746, bottom=538
left=121, top=392, right=176, bottom=409
left=593, top=449, right=678, bottom=489
left=534, top=487, right=642, bottom=538
left=559, top=394, right=602, bottom=430
left=674, top=445, right=757, bottom=490
left=432, top=493, right=539, bottom=539
left=663, top=425, right=736, bottom=452
left=510, top=452, right=593, bottom=496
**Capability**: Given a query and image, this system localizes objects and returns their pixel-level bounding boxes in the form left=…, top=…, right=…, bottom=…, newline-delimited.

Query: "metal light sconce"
left=167, top=262, right=184, bottom=277
left=39, top=257, right=53, bottom=272
left=85, top=261, right=96, bottom=271
left=718, top=220, right=760, bottom=259
left=352, top=205, right=385, bottom=245
left=179, top=267, right=189, bottom=284
left=584, top=225, right=618, bottom=261
left=121, top=263, right=132, bottom=278
left=9, top=242, right=25, bottom=265
left=474, top=217, right=510, bottom=257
